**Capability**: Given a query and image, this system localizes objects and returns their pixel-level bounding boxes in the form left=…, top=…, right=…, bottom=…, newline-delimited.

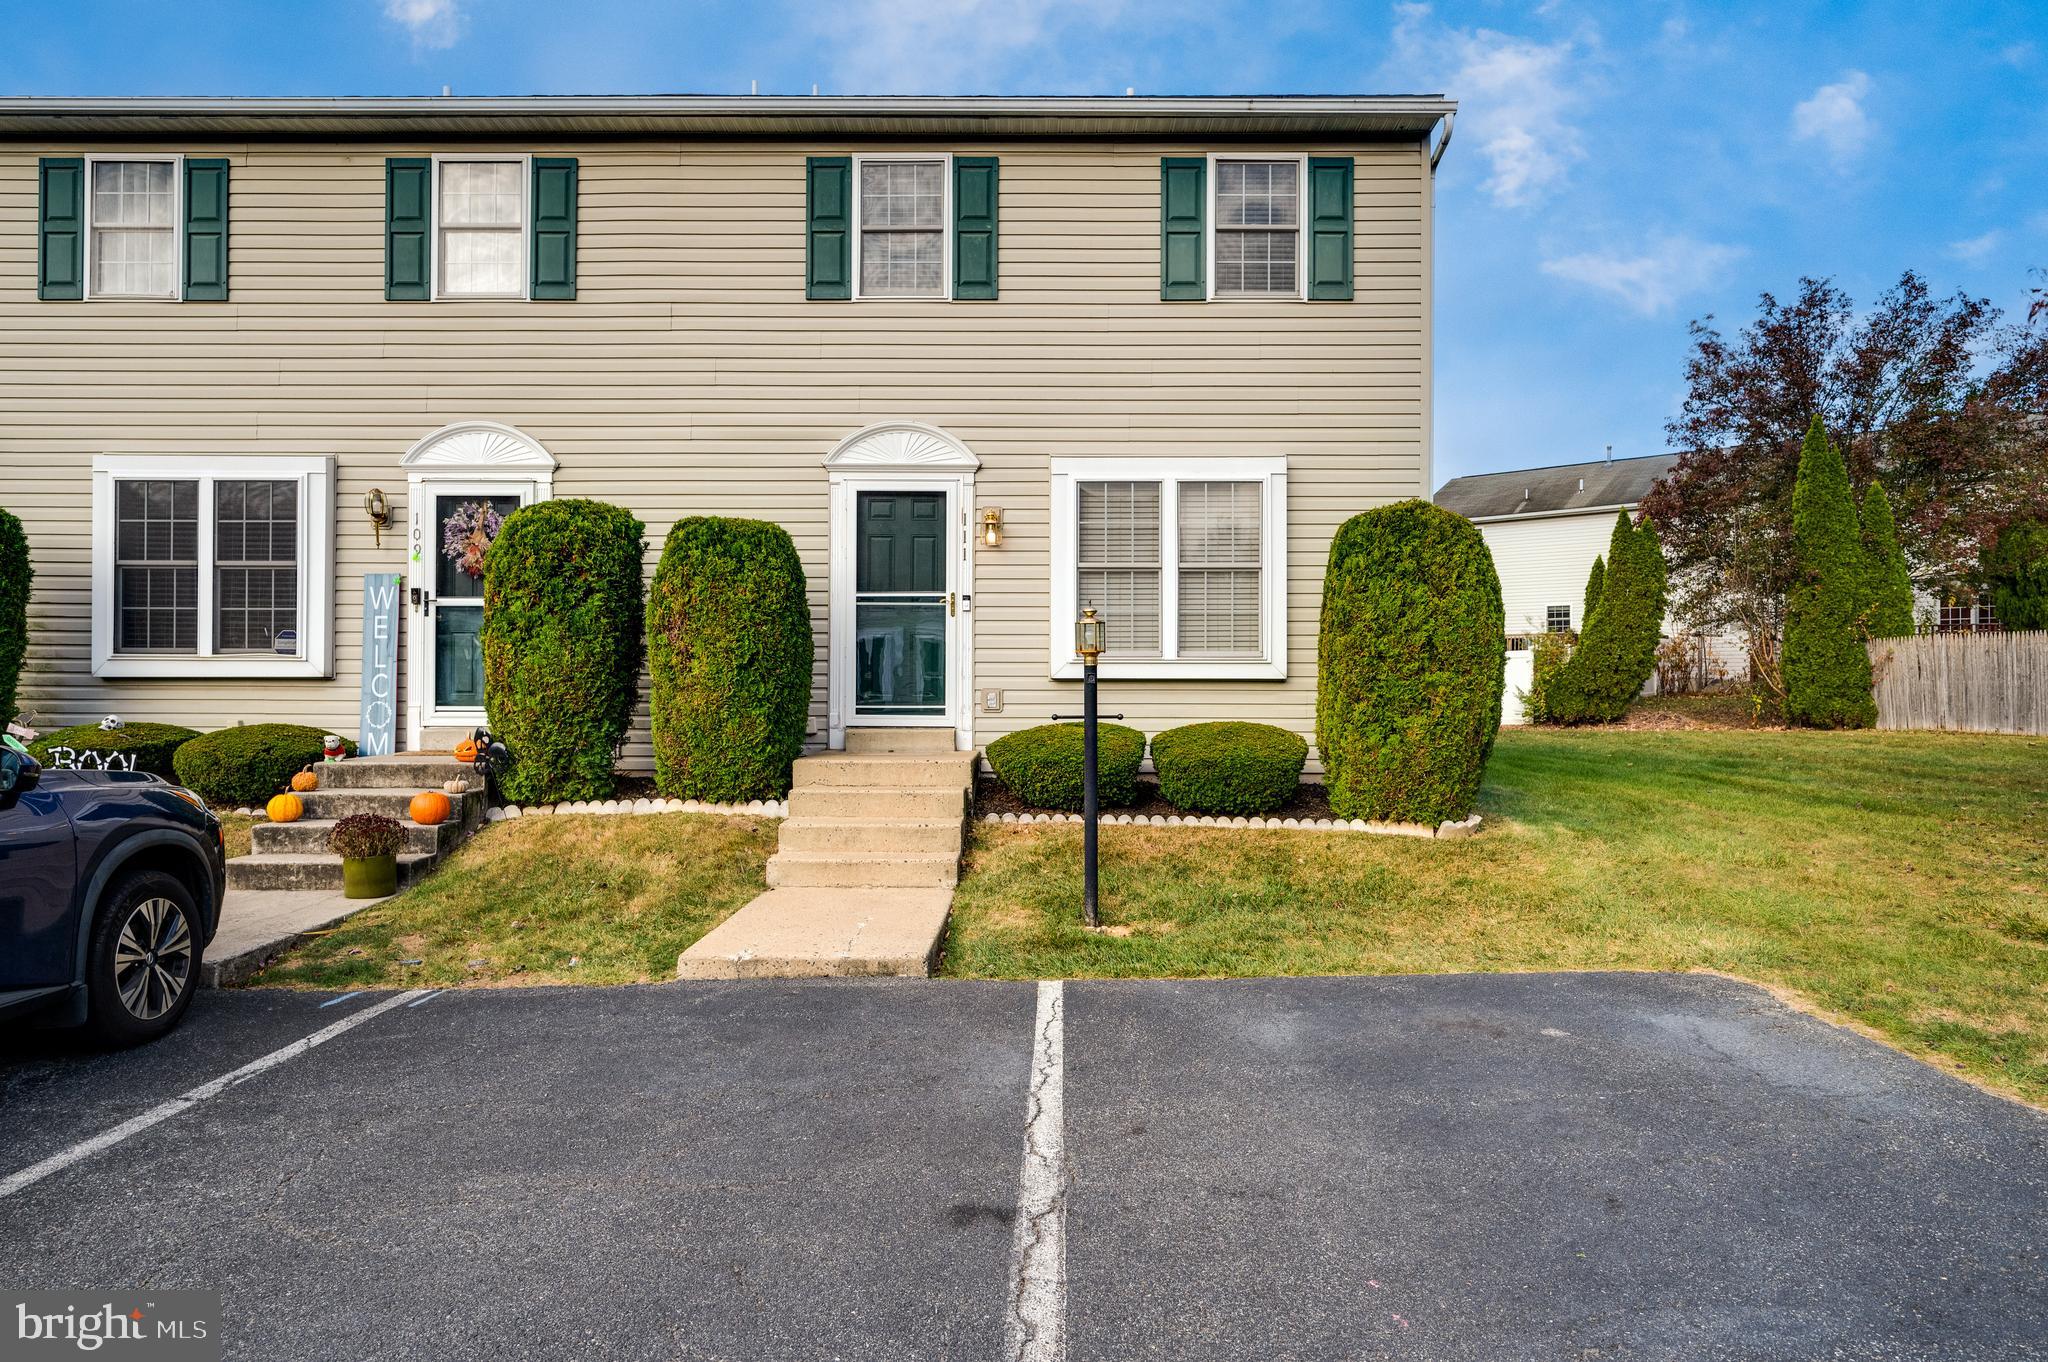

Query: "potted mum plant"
left=330, top=813, right=404, bottom=899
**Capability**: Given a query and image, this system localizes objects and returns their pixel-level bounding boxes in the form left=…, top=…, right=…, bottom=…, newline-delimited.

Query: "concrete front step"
left=843, top=728, right=960, bottom=755
left=776, top=816, right=966, bottom=855
left=226, top=851, right=437, bottom=892
left=309, top=756, right=476, bottom=790
left=786, top=784, right=968, bottom=821
left=765, top=850, right=960, bottom=890
left=792, top=753, right=980, bottom=789
left=677, top=887, right=953, bottom=978
left=293, top=788, right=486, bottom=825
left=252, top=816, right=456, bottom=856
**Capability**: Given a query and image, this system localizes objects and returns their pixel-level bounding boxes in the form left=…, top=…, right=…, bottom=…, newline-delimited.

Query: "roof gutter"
left=1460, top=501, right=1637, bottom=525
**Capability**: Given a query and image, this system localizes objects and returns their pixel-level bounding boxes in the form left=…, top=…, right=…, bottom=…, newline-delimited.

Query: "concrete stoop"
left=677, top=739, right=977, bottom=979
left=228, top=755, right=484, bottom=893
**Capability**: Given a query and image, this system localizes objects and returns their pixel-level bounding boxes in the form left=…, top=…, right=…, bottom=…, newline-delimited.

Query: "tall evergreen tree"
left=1858, top=482, right=1916, bottom=638
left=1980, top=519, right=2048, bottom=630
left=1539, top=511, right=1666, bottom=722
left=1783, top=416, right=1875, bottom=727
left=1582, top=554, right=1605, bottom=631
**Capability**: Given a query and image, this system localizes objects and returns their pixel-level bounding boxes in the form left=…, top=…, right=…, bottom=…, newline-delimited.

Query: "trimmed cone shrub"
left=1858, top=482, right=1916, bottom=639
left=172, top=723, right=354, bottom=806
left=1542, top=510, right=1668, bottom=724
left=1582, top=554, right=1604, bottom=631
left=29, top=722, right=197, bottom=779
left=647, top=517, right=813, bottom=801
left=0, top=507, right=29, bottom=727
left=1783, top=416, right=1875, bottom=728
left=985, top=722, right=1146, bottom=811
left=1150, top=721, right=1307, bottom=815
left=1316, top=500, right=1504, bottom=824
left=481, top=498, right=646, bottom=803
left=1981, top=518, right=2048, bottom=631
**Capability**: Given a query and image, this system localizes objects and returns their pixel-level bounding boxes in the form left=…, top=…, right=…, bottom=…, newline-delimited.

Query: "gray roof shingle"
left=1432, top=452, right=1676, bottom=521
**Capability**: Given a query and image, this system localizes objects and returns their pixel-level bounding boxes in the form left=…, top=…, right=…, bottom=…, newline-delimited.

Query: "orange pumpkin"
left=453, top=738, right=479, bottom=763
left=266, top=792, right=304, bottom=823
left=409, top=790, right=452, bottom=826
left=290, top=766, right=319, bottom=793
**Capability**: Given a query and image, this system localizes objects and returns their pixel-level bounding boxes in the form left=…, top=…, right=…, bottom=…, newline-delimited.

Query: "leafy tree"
left=1582, top=554, right=1604, bottom=630
left=1858, top=482, right=1916, bottom=638
left=0, top=508, right=27, bottom=726
left=1541, top=511, right=1667, bottom=723
left=1782, top=417, right=1874, bottom=728
left=1980, top=518, right=2048, bottom=630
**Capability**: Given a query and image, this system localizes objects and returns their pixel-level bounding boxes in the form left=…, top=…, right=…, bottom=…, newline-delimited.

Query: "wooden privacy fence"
left=1868, top=630, right=2048, bottom=734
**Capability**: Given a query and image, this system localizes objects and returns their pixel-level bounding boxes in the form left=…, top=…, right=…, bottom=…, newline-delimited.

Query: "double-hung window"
left=436, top=156, right=528, bottom=299
left=1050, top=457, right=1287, bottom=680
left=1211, top=156, right=1302, bottom=299
left=1546, top=605, right=1573, bottom=634
left=87, top=156, right=180, bottom=299
left=855, top=154, right=949, bottom=299
left=91, top=455, right=334, bottom=678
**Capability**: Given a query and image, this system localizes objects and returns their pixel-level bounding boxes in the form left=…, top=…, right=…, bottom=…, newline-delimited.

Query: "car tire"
left=84, top=869, right=205, bottom=1046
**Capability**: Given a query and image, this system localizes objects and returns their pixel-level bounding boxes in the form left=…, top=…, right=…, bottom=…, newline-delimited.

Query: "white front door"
left=405, top=478, right=537, bottom=748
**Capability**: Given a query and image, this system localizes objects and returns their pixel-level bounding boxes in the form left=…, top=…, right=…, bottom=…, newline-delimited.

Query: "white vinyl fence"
left=1868, top=630, right=2048, bottom=735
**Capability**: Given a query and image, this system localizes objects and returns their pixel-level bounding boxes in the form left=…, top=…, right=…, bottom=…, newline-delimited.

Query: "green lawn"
left=944, top=728, right=2048, bottom=1107
left=249, top=812, right=777, bottom=989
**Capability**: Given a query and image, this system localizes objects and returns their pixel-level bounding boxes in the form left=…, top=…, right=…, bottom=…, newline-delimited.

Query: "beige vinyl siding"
left=0, top=140, right=1430, bottom=762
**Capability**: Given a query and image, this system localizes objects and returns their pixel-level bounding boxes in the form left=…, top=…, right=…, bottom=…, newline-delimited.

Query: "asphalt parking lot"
left=3, top=972, right=2043, bottom=1361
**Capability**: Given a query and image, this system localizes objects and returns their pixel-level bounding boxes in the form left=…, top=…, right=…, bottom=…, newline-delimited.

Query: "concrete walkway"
left=201, top=886, right=391, bottom=987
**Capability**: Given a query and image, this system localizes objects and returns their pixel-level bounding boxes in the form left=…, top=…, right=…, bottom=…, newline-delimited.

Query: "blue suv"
left=0, top=742, right=226, bottom=1045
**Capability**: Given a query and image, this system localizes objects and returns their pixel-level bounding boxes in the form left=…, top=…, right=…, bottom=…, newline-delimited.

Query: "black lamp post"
left=1074, top=607, right=1106, bottom=927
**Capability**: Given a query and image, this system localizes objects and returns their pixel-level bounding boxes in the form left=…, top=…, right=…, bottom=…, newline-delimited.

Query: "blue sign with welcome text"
left=359, top=573, right=402, bottom=756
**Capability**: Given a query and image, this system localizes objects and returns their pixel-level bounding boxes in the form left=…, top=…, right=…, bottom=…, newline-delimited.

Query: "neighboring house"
left=0, top=95, right=1453, bottom=763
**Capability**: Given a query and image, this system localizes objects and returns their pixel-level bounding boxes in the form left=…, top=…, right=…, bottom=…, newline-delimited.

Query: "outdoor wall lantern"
left=1053, top=606, right=1116, bottom=927
left=981, top=507, right=1004, bottom=549
left=363, top=488, right=392, bottom=548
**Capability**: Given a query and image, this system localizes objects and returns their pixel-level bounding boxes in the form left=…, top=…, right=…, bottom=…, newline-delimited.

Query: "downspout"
left=1429, top=109, right=1456, bottom=174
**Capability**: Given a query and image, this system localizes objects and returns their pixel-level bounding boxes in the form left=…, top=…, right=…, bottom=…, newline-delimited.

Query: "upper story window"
left=436, top=157, right=527, bottom=299
left=1546, top=604, right=1573, bottom=633
left=89, top=157, right=179, bottom=299
left=1213, top=157, right=1301, bottom=298
left=857, top=155, right=948, bottom=299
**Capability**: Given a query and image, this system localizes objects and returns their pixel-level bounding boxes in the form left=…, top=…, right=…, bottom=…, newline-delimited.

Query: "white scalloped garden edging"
left=484, top=797, right=787, bottom=823
left=979, top=810, right=1482, bottom=839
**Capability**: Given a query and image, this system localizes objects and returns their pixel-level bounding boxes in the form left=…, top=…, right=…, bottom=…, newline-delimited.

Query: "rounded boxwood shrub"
left=29, top=722, right=198, bottom=779
left=172, top=723, right=354, bottom=806
left=1316, top=499, right=1505, bottom=824
left=985, top=722, right=1146, bottom=812
left=647, top=517, right=814, bottom=802
left=0, top=507, right=29, bottom=727
left=1149, top=721, right=1306, bottom=815
left=481, top=498, right=646, bottom=804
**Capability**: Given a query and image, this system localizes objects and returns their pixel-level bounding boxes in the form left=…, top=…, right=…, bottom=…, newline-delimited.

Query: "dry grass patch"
left=219, top=812, right=253, bottom=860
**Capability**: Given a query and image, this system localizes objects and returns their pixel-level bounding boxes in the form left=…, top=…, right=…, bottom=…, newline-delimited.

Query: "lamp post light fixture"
left=981, top=507, right=1003, bottom=549
left=1074, top=607, right=1106, bottom=927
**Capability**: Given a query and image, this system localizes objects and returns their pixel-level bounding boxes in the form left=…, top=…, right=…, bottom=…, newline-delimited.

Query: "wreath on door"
left=441, top=501, right=505, bottom=578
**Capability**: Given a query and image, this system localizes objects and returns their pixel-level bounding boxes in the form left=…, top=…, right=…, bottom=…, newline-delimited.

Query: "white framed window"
left=1049, top=457, right=1288, bottom=681
left=1208, top=154, right=1305, bottom=300
left=91, top=455, right=334, bottom=679
left=1546, top=604, right=1573, bottom=633
left=854, top=153, right=951, bottom=300
left=433, top=155, right=529, bottom=300
left=85, top=154, right=182, bottom=300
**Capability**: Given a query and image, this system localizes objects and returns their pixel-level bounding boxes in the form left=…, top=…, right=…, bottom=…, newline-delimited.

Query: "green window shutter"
left=530, top=157, right=578, bottom=300
left=385, top=157, right=432, bottom=301
left=182, top=157, right=230, bottom=301
left=1306, top=157, right=1354, bottom=301
left=1160, top=157, right=1206, bottom=300
left=952, top=156, right=999, bottom=300
left=38, top=157, right=84, bottom=301
left=806, top=156, right=852, bottom=300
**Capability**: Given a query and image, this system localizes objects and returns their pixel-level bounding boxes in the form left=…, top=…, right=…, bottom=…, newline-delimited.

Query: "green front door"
left=433, top=493, right=520, bottom=709
left=854, top=491, right=949, bottom=717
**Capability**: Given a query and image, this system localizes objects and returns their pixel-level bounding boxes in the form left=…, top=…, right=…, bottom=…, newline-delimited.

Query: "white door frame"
left=398, top=421, right=557, bottom=752
left=824, top=422, right=980, bottom=752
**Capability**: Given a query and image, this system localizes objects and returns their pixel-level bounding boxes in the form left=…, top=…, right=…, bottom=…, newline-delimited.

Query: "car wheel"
left=85, top=869, right=204, bottom=1046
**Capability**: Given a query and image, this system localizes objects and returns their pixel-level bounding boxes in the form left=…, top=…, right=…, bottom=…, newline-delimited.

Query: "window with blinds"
left=1077, top=481, right=1162, bottom=657
left=1214, top=159, right=1300, bottom=297
left=90, top=160, right=177, bottom=298
left=1178, top=481, right=1262, bottom=656
left=215, top=480, right=299, bottom=652
left=859, top=158, right=946, bottom=297
left=115, top=479, right=199, bottom=652
left=438, top=159, right=525, bottom=298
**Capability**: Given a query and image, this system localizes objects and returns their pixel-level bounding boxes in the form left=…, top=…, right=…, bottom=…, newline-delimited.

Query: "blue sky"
left=7, top=0, right=2046, bottom=485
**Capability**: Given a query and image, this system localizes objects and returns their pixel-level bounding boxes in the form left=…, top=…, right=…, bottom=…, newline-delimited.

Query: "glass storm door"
left=853, top=490, right=951, bottom=720
left=429, top=492, right=522, bottom=716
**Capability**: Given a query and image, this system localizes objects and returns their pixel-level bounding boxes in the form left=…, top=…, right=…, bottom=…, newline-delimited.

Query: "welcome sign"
left=359, top=572, right=402, bottom=755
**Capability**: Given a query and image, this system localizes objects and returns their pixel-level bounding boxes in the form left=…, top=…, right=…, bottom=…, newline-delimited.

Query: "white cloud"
left=818, top=0, right=1141, bottom=95
left=385, top=0, right=463, bottom=50
left=1388, top=3, right=1585, bottom=208
left=1541, top=234, right=1743, bottom=316
left=1946, top=230, right=2002, bottom=264
left=1792, top=70, right=1874, bottom=166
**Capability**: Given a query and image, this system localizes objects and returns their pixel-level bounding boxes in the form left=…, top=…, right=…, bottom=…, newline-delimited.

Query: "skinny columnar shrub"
left=1783, top=416, right=1875, bottom=728
left=647, top=517, right=814, bottom=802
left=0, top=507, right=29, bottom=727
left=1316, top=500, right=1504, bottom=824
left=1981, top=518, right=2048, bottom=631
left=29, top=722, right=197, bottom=779
left=1858, top=482, right=1916, bottom=639
left=481, top=499, right=646, bottom=803
left=985, top=722, right=1146, bottom=811
left=1541, top=510, right=1667, bottom=723
left=1150, top=721, right=1307, bottom=815
left=1582, top=554, right=1605, bottom=631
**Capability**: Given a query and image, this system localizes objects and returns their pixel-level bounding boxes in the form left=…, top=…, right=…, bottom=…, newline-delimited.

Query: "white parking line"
left=0, top=989, right=429, bottom=1202
left=1004, top=979, right=1067, bottom=1362
left=406, top=990, right=442, bottom=1008
left=317, top=990, right=363, bottom=1008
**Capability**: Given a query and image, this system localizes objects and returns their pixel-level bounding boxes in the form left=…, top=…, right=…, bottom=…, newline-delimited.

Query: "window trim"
left=430, top=153, right=532, bottom=302
left=1546, top=605, right=1573, bottom=634
left=852, top=151, right=954, bottom=302
left=91, top=454, right=335, bottom=679
left=1048, top=456, right=1288, bottom=681
left=82, top=153, right=184, bottom=302
left=1205, top=152, right=1307, bottom=302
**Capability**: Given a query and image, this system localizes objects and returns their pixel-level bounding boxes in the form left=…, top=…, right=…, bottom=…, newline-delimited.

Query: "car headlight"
left=167, top=785, right=209, bottom=816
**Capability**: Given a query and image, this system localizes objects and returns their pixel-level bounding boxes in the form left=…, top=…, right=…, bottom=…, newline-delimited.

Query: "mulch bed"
left=974, top=775, right=1335, bottom=822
